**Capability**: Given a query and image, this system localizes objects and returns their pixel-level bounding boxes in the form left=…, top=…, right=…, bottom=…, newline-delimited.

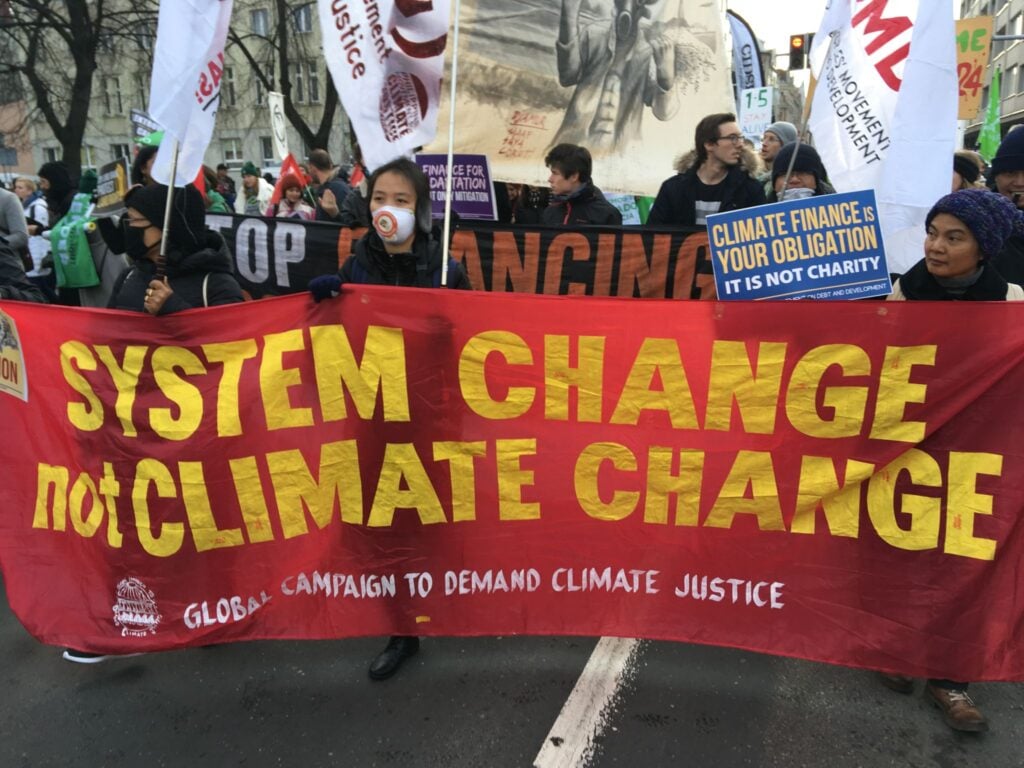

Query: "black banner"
left=206, top=214, right=715, bottom=300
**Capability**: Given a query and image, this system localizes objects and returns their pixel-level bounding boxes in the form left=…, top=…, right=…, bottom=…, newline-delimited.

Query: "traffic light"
left=789, top=34, right=807, bottom=70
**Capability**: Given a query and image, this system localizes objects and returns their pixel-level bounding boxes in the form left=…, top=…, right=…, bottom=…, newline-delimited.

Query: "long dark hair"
left=131, top=145, right=159, bottom=186
left=367, top=158, right=432, bottom=235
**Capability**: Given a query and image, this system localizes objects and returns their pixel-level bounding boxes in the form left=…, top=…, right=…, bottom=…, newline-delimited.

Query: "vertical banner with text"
left=318, top=0, right=450, bottom=171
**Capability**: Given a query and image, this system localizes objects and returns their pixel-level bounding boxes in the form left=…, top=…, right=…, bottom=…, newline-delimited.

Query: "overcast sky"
left=723, top=0, right=964, bottom=56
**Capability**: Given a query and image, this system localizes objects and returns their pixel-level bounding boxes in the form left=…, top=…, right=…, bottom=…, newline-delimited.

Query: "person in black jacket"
left=878, top=188, right=1024, bottom=733
left=308, top=157, right=469, bottom=682
left=646, top=112, right=765, bottom=227
left=307, top=149, right=354, bottom=223
left=37, top=161, right=76, bottom=225
left=310, top=157, right=470, bottom=294
left=540, top=143, right=622, bottom=226
left=765, top=142, right=837, bottom=203
left=0, top=240, right=46, bottom=302
left=985, top=128, right=1024, bottom=285
left=107, top=183, right=244, bottom=315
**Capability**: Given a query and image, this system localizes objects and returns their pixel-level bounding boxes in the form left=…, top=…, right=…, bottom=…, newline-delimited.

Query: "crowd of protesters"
left=4, top=114, right=1024, bottom=734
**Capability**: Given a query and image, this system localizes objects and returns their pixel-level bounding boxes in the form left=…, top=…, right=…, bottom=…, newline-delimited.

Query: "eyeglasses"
left=717, top=134, right=745, bottom=145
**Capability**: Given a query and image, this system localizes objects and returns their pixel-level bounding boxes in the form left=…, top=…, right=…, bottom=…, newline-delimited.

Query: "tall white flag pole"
left=157, top=138, right=181, bottom=280
left=440, top=0, right=463, bottom=287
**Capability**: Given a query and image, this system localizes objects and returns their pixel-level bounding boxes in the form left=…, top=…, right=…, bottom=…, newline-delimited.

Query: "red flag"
left=193, top=166, right=207, bottom=201
left=269, top=153, right=306, bottom=206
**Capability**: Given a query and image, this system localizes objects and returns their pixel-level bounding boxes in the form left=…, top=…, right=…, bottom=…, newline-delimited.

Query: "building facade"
left=962, top=0, right=1024, bottom=147
left=10, top=1, right=350, bottom=178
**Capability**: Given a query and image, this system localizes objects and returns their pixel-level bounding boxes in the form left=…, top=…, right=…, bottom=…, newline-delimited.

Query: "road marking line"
left=533, top=637, right=644, bottom=768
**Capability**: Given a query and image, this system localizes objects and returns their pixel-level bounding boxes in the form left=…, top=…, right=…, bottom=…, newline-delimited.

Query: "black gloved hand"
left=308, top=274, right=342, bottom=302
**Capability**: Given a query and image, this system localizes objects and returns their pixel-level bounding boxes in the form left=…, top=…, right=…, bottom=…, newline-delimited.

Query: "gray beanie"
left=765, top=121, right=798, bottom=146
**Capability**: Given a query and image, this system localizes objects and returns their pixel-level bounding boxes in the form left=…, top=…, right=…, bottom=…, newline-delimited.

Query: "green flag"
left=979, top=68, right=1002, bottom=163
left=136, top=130, right=164, bottom=148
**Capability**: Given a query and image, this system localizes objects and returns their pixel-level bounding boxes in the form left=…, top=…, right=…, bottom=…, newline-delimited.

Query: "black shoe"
left=877, top=672, right=915, bottom=694
left=368, top=636, right=419, bottom=681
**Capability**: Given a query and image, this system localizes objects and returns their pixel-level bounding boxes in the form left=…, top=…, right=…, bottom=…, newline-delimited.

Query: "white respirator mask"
left=372, top=205, right=417, bottom=244
left=780, top=187, right=815, bottom=202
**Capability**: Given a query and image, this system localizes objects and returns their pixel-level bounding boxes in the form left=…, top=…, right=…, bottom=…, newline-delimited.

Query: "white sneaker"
left=62, top=649, right=143, bottom=664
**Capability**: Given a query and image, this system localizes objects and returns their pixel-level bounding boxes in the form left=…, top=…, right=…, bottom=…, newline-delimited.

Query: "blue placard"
left=707, top=190, right=892, bottom=301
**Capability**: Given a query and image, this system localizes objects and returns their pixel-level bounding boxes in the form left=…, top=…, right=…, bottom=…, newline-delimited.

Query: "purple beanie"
left=925, top=188, right=1024, bottom=260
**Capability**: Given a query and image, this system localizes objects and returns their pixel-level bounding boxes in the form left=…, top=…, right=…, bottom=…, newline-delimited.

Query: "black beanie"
left=953, top=153, right=980, bottom=184
left=37, top=162, right=73, bottom=198
left=772, top=142, right=827, bottom=183
left=125, top=183, right=207, bottom=254
left=990, top=128, right=1024, bottom=176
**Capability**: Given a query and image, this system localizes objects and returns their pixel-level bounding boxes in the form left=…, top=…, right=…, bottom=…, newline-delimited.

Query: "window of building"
left=1014, top=13, right=1023, bottom=38
left=222, top=66, right=237, bottom=108
left=254, top=72, right=274, bottom=105
left=294, top=65, right=305, bottom=104
left=102, top=76, right=123, bottom=116
left=82, top=146, right=96, bottom=170
left=98, top=31, right=115, bottom=54
left=222, top=138, right=243, bottom=165
left=260, top=136, right=275, bottom=165
left=135, top=74, right=148, bottom=109
left=292, top=4, right=313, bottom=34
left=44, top=147, right=59, bottom=164
left=109, top=144, right=131, bottom=162
left=251, top=8, right=270, bottom=36
left=307, top=62, right=320, bottom=103
left=1009, top=66, right=1021, bottom=97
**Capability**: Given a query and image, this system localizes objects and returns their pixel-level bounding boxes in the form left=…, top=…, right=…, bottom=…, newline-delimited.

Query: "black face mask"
left=123, top=225, right=153, bottom=260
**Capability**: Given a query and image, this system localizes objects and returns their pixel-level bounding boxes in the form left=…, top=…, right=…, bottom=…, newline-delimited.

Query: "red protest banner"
left=0, top=292, right=1022, bottom=681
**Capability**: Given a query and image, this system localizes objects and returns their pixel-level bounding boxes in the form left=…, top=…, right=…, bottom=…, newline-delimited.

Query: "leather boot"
left=926, top=684, right=989, bottom=732
left=368, top=636, right=419, bottom=681
left=877, top=672, right=914, bottom=694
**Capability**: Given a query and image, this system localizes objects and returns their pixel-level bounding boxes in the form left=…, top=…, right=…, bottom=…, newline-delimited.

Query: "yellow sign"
left=0, top=310, right=28, bottom=402
left=957, top=17, right=994, bottom=120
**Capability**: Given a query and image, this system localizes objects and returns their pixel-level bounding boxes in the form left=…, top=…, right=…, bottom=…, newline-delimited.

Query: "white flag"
left=318, top=0, right=450, bottom=171
left=809, top=1, right=956, bottom=274
left=267, top=92, right=290, bottom=161
left=148, top=0, right=234, bottom=186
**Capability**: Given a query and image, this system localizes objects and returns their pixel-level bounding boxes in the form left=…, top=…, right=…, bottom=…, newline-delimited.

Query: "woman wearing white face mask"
left=766, top=142, right=836, bottom=203
left=307, top=157, right=470, bottom=682
left=309, top=158, right=471, bottom=295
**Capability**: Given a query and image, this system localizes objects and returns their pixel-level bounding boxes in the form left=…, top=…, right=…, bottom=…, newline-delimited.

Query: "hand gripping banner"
left=0, top=293, right=1023, bottom=682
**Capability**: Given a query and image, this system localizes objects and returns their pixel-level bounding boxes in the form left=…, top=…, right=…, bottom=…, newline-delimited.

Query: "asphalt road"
left=1, top=582, right=1022, bottom=768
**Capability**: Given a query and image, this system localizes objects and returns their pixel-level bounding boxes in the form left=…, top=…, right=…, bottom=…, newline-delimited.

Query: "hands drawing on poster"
left=554, top=0, right=715, bottom=151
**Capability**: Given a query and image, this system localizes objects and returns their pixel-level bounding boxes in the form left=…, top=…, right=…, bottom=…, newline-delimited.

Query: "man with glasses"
left=647, top=112, right=765, bottom=227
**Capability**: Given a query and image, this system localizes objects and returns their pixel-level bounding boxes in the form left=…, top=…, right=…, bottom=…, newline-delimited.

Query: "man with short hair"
left=307, top=149, right=353, bottom=222
left=758, top=121, right=798, bottom=191
left=541, top=143, right=622, bottom=226
left=646, top=112, right=765, bottom=227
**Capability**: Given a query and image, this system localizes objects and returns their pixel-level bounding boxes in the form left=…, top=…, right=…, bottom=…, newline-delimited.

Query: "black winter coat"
left=647, top=165, right=765, bottom=227
left=990, top=234, right=1024, bottom=287
left=890, top=258, right=1019, bottom=301
left=108, top=231, right=244, bottom=313
left=540, top=184, right=622, bottom=226
left=315, top=174, right=354, bottom=223
left=0, top=241, right=46, bottom=302
left=339, top=229, right=472, bottom=290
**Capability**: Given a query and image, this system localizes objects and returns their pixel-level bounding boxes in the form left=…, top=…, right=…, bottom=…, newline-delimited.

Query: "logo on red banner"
left=113, top=577, right=162, bottom=637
